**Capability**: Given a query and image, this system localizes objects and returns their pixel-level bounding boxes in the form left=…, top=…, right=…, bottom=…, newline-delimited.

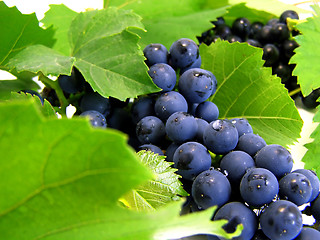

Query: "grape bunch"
left=138, top=39, right=320, bottom=239
left=34, top=35, right=320, bottom=239
left=197, top=10, right=320, bottom=110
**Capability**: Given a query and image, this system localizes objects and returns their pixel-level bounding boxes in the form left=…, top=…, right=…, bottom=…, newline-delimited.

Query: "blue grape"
left=230, top=118, right=253, bottom=137
left=292, top=168, right=320, bottom=202
left=260, top=200, right=303, bottom=240
left=311, top=194, right=320, bottom=220
left=131, top=96, right=155, bottom=124
left=180, top=55, right=202, bottom=74
left=203, top=119, right=239, bottom=155
left=192, top=168, right=231, bottom=209
left=255, top=144, right=293, bottom=178
left=295, top=227, right=320, bottom=240
left=195, top=101, right=219, bottom=122
left=107, top=108, right=135, bottom=134
left=279, top=172, right=312, bottom=206
left=139, top=144, right=164, bottom=156
left=148, top=63, right=177, bottom=92
left=213, top=201, right=258, bottom=240
left=236, top=133, right=266, bottom=157
left=143, top=43, right=168, bottom=66
left=240, top=167, right=279, bottom=207
left=165, top=112, right=198, bottom=143
left=80, top=110, right=107, bottom=128
left=80, top=92, right=111, bottom=116
left=58, top=72, right=84, bottom=94
left=154, top=91, right=188, bottom=121
left=169, top=38, right=199, bottom=69
left=165, top=142, right=180, bottom=162
left=136, top=116, right=165, bottom=144
left=194, top=118, right=209, bottom=143
left=178, top=68, right=216, bottom=103
left=173, top=141, right=212, bottom=180
left=220, top=150, right=255, bottom=185
left=188, top=103, right=199, bottom=115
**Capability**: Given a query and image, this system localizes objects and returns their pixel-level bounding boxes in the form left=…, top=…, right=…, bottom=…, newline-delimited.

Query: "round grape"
left=80, top=110, right=107, bottom=128
left=136, top=116, right=165, bottom=144
left=236, top=133, right=266, bottom=157
left=143, top=43, right=168, bottom=66
left=195, top=101, right=219, bottom=123
left=148, top=63, right=176, bottom=92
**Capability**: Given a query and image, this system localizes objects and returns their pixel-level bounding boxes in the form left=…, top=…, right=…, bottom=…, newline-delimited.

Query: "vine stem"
left=39, top=73, right=69, bottom=115
left=289, top=87, right=301, bottom=97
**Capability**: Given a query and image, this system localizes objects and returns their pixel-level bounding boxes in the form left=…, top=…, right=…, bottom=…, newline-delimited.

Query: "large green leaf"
left=201, top=40, right=303, bottom=146
left=120, top=151, right=188, bottom=212
left=0, top=1, right=55, bottom=67
left=0, top=100, right=241, bottom=240
left=41, top=4, right=78, bottom=55
left=105, top=0, right=228, bottom=48
left=290, top=5, right=320, bottom=97
left=302, top=108, right=320, bottom=176
left=7, top=6, right=160, bottom=101
left=229, top=0, right=312, bottom=17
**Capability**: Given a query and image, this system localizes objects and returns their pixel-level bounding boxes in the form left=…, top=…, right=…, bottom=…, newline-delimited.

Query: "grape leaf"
left=120, top=151, right=188, bottom=212
left=0, top=100, right=241, bottom=240
left=302, top=108, right=320, bottom=175
left=290, top=5, right=320, bottom=97
left=201, top=40, right=303, bottom=146
left=7, top=6, right=160, bottom=101
left=229, top=0, right=312, bottom=17
left=222, top=3, right=276, bottom=26
left=0, top=1, right=55, bottom=67
left=41, top=4, right=78, bottom=55
left=8, top=45, right=75, bottom=76
left=105, top=0, right=228, bottom=48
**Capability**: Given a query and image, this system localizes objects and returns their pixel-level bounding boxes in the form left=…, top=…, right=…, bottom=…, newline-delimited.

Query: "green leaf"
left=229, top=0, right=312, bottom=17
left=222, top=3, right=276, bottom=26
left=120, top=151, right=188, bottom=212
left=0, top=100, right=241, bottom=240
left=7, top=45, right=75, bottom=76
left=106, top=0, right=228, bottom=48
left=8, top=6, right=160, bottom=100
left=302, top=108, right=320, bottom=175
left=0, top=1, right=55, bottom=67
left=41, top=4, right=78, bottom=55
left=201, top=40, right=303, bottom=146
left=290, top=5, right=320, bottom=97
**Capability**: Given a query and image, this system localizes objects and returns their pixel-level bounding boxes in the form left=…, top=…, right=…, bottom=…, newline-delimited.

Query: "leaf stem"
left=39, top=73, right=69, bottom=115
left=289, top=87, right=301, bottom=97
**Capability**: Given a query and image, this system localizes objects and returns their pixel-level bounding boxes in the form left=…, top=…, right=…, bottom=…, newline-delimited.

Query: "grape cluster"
left=197, top=10, right=320, bottom=110
left=35, top=35, right=320, bottom=239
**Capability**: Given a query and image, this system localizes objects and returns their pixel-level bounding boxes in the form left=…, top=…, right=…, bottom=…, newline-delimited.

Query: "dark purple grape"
left=236, top=133, right=267, bottom=157
left=226, top=35, right=242, bottom=43
left=148, top=63, right=176, bottom=92
left=293, top=168, right=320, bottom=202
left=178, top=68, right=216, bottom=104
left=136, top=116, right=165, bottom=144
left=232, top=17, right=251, bottom=39
left=282, top=39, right=299, bottom=59
left=279, top=172, right=312, bottom=206
left=195, top=101, right=219, bottom=123
left=139, top=144, right=164, bottom=156
left=220, top=150, right=255, bottom=185
left=271, top=23, right=290, bottom=43
left=165, top=112, right=198, bottom=143
left=169, top=38, right=200, bottom=70
left=143, top=43, right=168, bottom=66
left=154, top=91, right=188, bottom=121
left=255, top=144, right=293, bottom=178
left=79, top=92, right=111, bottom=117
left=215, top=24, right=232, bottom=39
left=173, top=141, right=212, bottom=180
left=192, top=168, right=231, bottom=209
left=230, top=118, right=253, bottom=137
left=301, top=88, right=320, bottom=109
left=80, top=110, right=107, bottom=128
left=131, top=96, right=155, bottom=124
left=272, top=62, right=291, bottom=83
left=280, top=10, right=299, bottom=24
left=262, top=44, right=280, bottom=67
left=213, top=201, right=258, bottom=240
left=248, top=21, right=264, bottom=39
left=260, top=200, right=303, bottom=240
left=240, top=167, right=279, bottom=207
left=203, top=119, right=238, bottom=155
